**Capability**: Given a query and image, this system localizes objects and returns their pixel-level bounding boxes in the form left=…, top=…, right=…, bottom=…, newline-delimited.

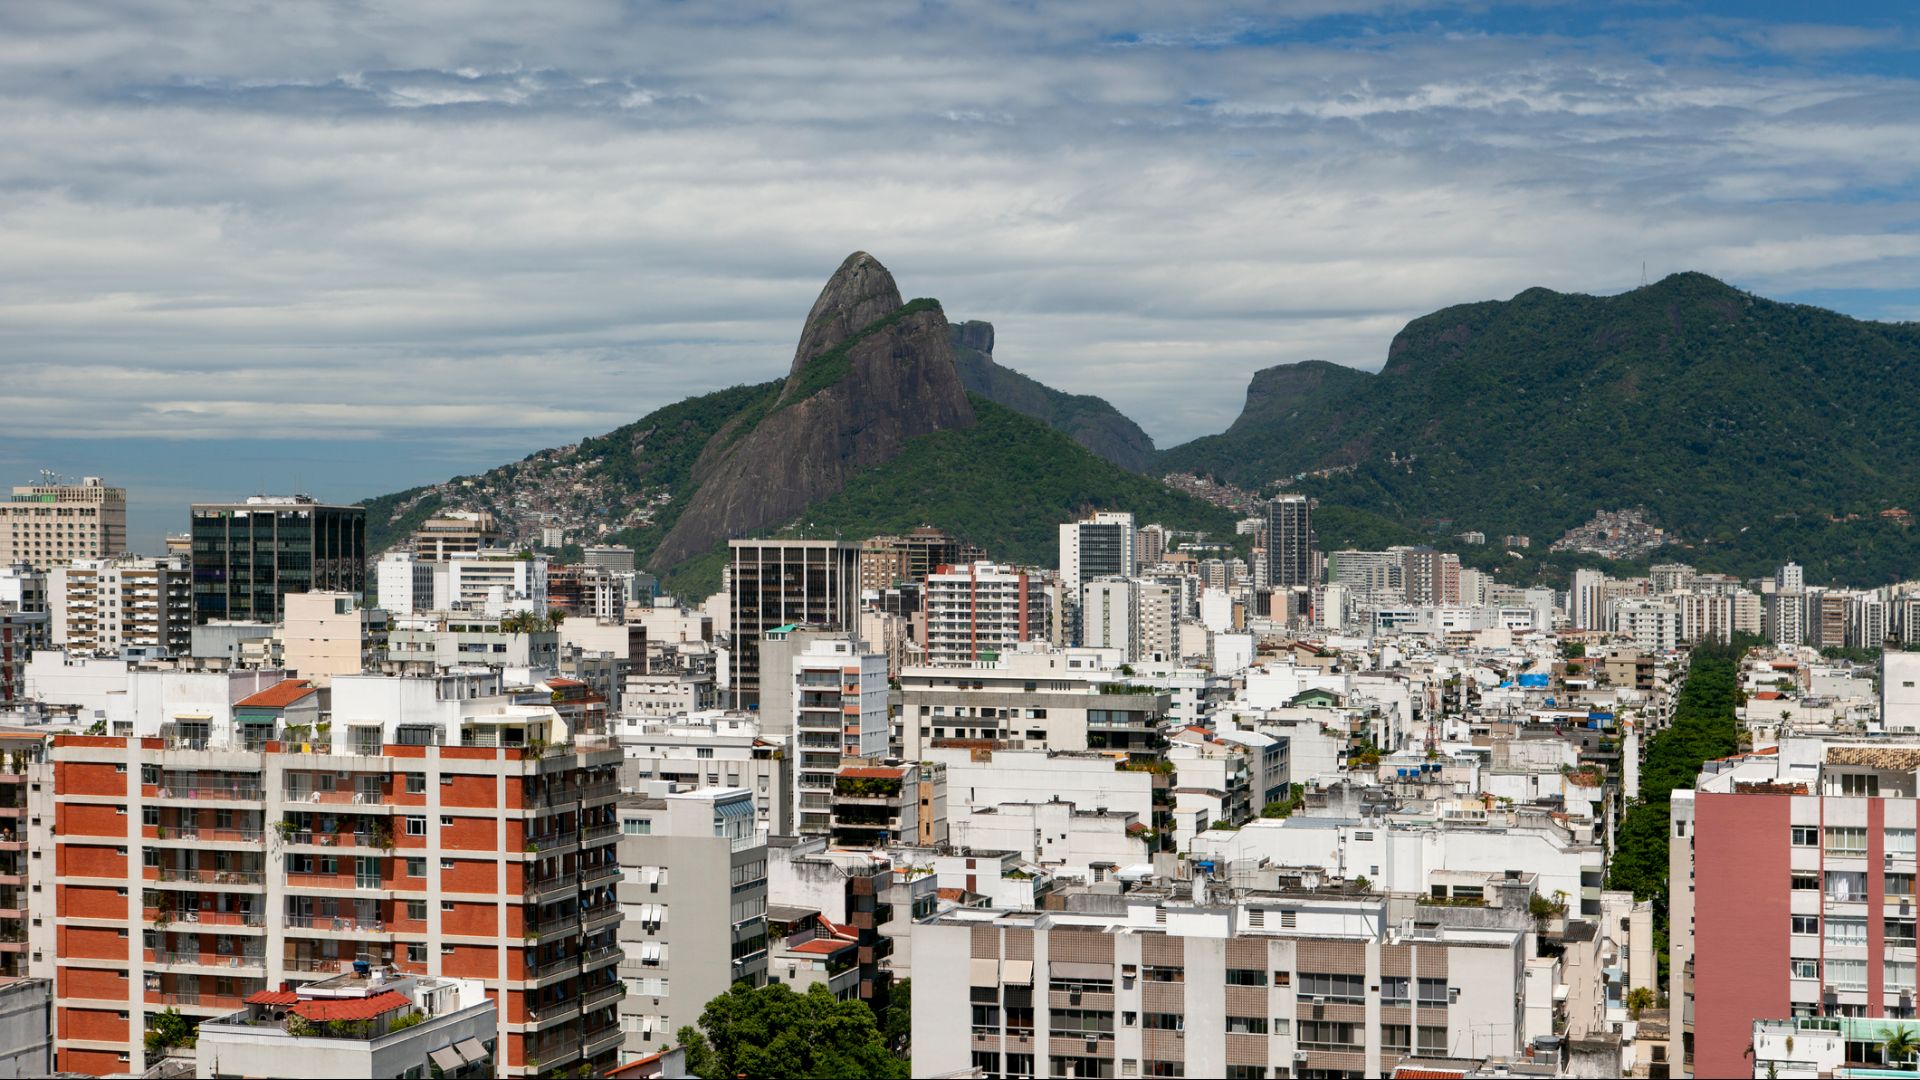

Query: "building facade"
left=0, top=477, right=125, bottom=570
left=189, top=497, right=366, bottom=624
left=1266, top=495, right=1313, bottom=589
left=727, top=540, right=860, bottom=712
left=923, top=562, right=1047, bottom=666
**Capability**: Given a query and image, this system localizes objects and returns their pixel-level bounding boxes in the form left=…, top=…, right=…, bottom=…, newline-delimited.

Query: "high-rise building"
left=375, top=551, right=436, bottom=616
left=1327, top=551, right=1404, bottom=596
left=189, top=496, right=366, bottom=624
left=1399, top=547, right=1461, bottom=606
left=1571, top=569, right=1608, bottom=631
left=1806, top=591, right=1847, bottom=650
left=1849, top=595, right=1890, bottom=650
left=49, top=555, right=193, bottom=657
left=1058, top=512, right=1135, bottom=595
left=1673, top=736, right=1920, bottom=1078
left=922, top=562, right=1048, bottom=665
left=444, top=552, right=547, bottom=616
left=1768, top=588, right=1806, bottom=646
left=409, top=510, right=500, bottom=562
left=1136, top=523, right=1168, bottom=568
left=727, top=540, right=860, bottom=711
left=858, top=527, right=969, bottom=592
left=0, top=476, right=126, bottom=570
left=581, top=545, right=636, bottom=575
left=1776, top=561, right=1805, bottom=593
left=1080, top=578, right=1138, bottom=658
left=789, top=638, right=889, bottom=836
left=616, top=787, right=768, bottom=1060
left=1610, top=597, right=1681, bottom=652
left=1265, top=494, right=1313, bottom=588
left=46, top=674, right=624, bottom=1076
left=0, top=609, right=47, bottom=706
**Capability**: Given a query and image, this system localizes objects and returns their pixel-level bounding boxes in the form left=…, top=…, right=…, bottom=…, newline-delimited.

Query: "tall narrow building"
left=1058, top=512, right=1135, bottom=595
left=1264, top=494, right=1313, bottom=588
left=727, top=540, right=860, bottom=711
left=189, top=496, right=365, bottom=624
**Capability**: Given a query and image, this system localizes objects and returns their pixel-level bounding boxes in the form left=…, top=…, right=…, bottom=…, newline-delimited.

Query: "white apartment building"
left=375, top=551, right=437, bottom=616
left=445, top=553, right=548, bottom=617
left=896, top=647, right=1169, bottom=759
left=915, top=895, right=1530, bottom=1079
left=618, top=712, right=790, bottom=835
left=0, top=477, right=125, bottom=570
left=48, top=555, right=193, bottom=657
left=1611, top=597, right=1681, bottom=653
left=923, top=562, right=1048, bottom=665
left=1059, top=512, right=1135, bottom=595
left=281, top=591, right=388, bottom=685
left=790, top=639, right=889, bottom=836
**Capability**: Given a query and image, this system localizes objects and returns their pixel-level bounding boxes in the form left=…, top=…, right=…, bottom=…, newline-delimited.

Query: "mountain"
left=361, top=253, right=1234, bottom=594
left=1160, top=272, right=1920, bottom=583
left=650, top=252, right=975, bottom=567
left=947, top=321, right=1157, bottom=471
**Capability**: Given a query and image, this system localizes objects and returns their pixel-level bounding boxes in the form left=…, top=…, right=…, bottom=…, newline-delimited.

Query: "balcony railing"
left=283, top=912, right=387, bottom=933
left=151, top=949, right=265, bottom=968
left=147, top=908, right=266, bottom=928
left=155, top=785, right=265, bottom=802
left=155, top=827, right=264, bottom=844
left=157, top=867, right=265, bottom=886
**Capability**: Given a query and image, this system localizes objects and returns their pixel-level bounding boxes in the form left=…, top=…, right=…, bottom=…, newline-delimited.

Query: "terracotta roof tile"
left=246, top=989, right=299, bottom=1006
left=235, top=679, right=317, bottom=709
left=288, top=990, right=411, bottom=1022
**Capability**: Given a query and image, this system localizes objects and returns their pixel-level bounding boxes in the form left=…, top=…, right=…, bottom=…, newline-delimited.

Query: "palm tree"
left=1882, top=1024, right=1920, bottom=1069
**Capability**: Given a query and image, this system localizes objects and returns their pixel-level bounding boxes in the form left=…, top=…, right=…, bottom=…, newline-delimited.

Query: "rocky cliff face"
left=947, top=320, right=1157, bottom=472
left=650, top=252, right=976, bottom=568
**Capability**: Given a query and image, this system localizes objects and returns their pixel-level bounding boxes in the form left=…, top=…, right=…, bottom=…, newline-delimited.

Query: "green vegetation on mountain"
left=1163, top=273, right=1920, bottom=583
left=949, top=320, right=1157, bottom=471
left=773, top=396, right=1234, bottom=563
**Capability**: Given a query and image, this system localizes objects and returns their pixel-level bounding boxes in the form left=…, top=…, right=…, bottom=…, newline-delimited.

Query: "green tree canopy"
left=679, top=982, right=910, bottom=1080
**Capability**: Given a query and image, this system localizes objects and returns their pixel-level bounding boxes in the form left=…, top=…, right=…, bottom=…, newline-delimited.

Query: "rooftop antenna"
left=1641, top=261, right=1647, bottom=288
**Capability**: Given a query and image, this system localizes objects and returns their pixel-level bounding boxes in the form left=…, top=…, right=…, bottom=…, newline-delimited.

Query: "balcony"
left=152, top=826, right=264, bottom=845
left=578, top=821, right=620, bottom=844
left=579, top=942, right=621, bottom=970
left=580, top=904, right=621, bottom=932
left=147, top=907, right=266, bottom=929
left=282, top=912, right=387, bottom=934
left=154, top=784, right=265, bottom=803
left=578, top=862, right=620, bottom=888
left=579, top=981, right=623, bottom=1012
left=150, top=949, right=265, bottom=971
left=156, top=867, right=265, bottom=887
left=528, top=949, right=582, bottom=979
left=285, top=872, right=385, bottom=892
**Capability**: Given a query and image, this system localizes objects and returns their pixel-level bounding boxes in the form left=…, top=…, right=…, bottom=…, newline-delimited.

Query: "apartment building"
left=46, top=675, right=625, bottom=1076
left=924, top=562, right=1048, bottom=665
left=0, top=976, right=52, bottom=1076
left=0, top=477, right=125, bottom=570
left=914, top=892, right=1528, bottom=1079
left=767, top=838, right=893, bottom=1008
left=444, top=553, right=548, bottom=617
left=830, top=762, right=947, bottom=848
left=1266, top=494, right=1313, bottom=589
left=281, top=591, right=388, bottom=685
left=728, top=540, right=860, bottom=711
left=859, top=527, right=971, bottom=592
left=896, top=647, right=1171, bottom=759
left=0, top=743, right=29, bottom=980
left=410, top=511, right=501, bottom=562
left=1060, top=513, right=1134, bottom=601
left=617, top=712, right=789, bottom=835
left=49, top=555, right=193, bottom=657
left=791, top=638, right=889, bottom=836
left=189, top=496, right=366, bottom=624
left=615, top=787, right=769, bottom=1059
left=0, top=611, right=46, bottom=708
left=1672, top=736, right=1920, bottom=1078
left=192, top=968, right=496, bottom=1079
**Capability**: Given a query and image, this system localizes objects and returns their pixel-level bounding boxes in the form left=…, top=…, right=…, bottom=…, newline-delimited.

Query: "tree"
left=881, top=978, right=911, bottom=1059
left=680, top=982, right=910, bottom=1080
left=1883, top=1024, right=1919, bottom=1067
left=144, top=1007, right=196, bottom=1057
left=1625, top=986, right=1656, bottom=1018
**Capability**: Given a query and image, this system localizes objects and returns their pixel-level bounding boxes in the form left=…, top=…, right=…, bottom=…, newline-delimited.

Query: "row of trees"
left=677, top=980, right=912, bottom=1080
left=1606, top=635, right=1756, bottom=989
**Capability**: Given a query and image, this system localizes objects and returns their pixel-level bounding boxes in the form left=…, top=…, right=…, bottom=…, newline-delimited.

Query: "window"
left=1827, top=827, right=1869, bottom=855
left=1790, top=958, right=1819, bottom=979
left=1224, top=1016, right=1268, bottom=1035
left=1297, top=1019, right=1361, bottom=1050
left=1417, top=977, right=1449, bottom=1006
left=440, top=858, right=454, bottom=870
left=1141, top=966, right=1184, bottom=983
left=407, top=944, right=426, bottom=963
left=1298, top=972, right=1365, bottom=1003
left=439, top=815, right=453, bottom=826
left=1892, top=874, right=1918, bottom=899
left=441, top=900, right=456, bottom=912
left=406, top=858, right=426, bottom=877
left=405, top=817, right=425, bottom=836
left=1417, top=1025, right=1450, bottom=1054
left=1827, top=870, right=1869, bottom=902
left=624, top=819, right=652, bottom=835
left=405, top=774, right=425, bottom=794
left=1891, top=829, right=1918, bottom=856
left=1791, top=825, right=1820, bottom=846
left=1792, top=873, right=1819, bottom=891
left=1382, top=976, right=1409, bottom=1004
left=1840, top=773, right=1880, bottom=797
left=408, top=900, right=427, bottom=921
left=1142, top=1013, right=1184, bottom=1031
left=1890, top=960, right=1917, bottom=993
left=1224, top=968, right=1267, bottom=987
left=1383, top=1024, right=1411, bottom=1050
left=1889, top=919, right=1917, bottom=948
left=1828, top=958, right=1868, bottom=991
left=1791, top=915, right=1818, bottom=935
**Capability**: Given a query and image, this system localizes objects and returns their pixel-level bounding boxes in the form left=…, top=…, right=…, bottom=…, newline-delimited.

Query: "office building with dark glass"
left=1266, top=493, right=1314, bottom=588
left=190, top=495, right=366, bottom=623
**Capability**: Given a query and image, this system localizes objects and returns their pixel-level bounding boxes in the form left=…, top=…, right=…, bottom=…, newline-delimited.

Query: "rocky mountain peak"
left=787, top=251, right=905, bottom=381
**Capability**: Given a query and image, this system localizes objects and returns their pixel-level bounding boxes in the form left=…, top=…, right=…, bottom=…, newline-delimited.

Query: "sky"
left=4, top=1, right=1920, bottom=550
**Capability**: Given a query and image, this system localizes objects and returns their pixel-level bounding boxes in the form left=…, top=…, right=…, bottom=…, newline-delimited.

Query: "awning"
left=969, top=958, right=1000, bottom=985
left=1050, top=961, right=1113, bottom=980
left=430, top=1046, right=464, bottom=1072
left=454, top=1038, right=487, bottom=1063
left=1003, top=959, right=1034, bottom=985
left=643, top=866, right=661, bottom=885
left=642, top=943, right=662, bottom=962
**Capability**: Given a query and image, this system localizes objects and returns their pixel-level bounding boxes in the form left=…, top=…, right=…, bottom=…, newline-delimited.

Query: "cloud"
left=0, top=0, right=1918, bottom=477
